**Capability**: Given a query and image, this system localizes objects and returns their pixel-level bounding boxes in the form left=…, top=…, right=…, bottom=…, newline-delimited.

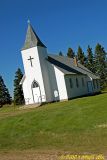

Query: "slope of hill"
left=0, top=93, right=107, bottom=154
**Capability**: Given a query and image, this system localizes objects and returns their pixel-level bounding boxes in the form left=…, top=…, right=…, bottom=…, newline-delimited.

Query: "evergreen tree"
left=94, top=43, right=107, bottom=89
left=14, top=68, right=24, bottom=105
left=77, top=46, right=86, bottom=65
left=86, top=45, right=94, bottom=72
left=67, top=47, right=75, bottom=58
left=0, top=76, right=12, bottom=107
left=59, top=51, right=63, bottom=56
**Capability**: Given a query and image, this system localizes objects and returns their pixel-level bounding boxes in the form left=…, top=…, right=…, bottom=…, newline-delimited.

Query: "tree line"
left=59, top=43, right=107, bottom=89
left=0, top=68, right=24, bottom=108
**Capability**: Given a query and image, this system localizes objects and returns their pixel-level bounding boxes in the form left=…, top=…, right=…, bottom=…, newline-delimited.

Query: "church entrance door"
left=32, top=81, right=41, bottom=103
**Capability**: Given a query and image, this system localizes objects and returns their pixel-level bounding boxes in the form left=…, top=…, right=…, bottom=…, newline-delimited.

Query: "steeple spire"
left=22, top=22, right=46, bottom=50
left=27, top=19, right=30, bottom=24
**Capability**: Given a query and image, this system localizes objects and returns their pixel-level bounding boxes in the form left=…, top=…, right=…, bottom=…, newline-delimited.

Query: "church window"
left=76, top=78, right=79, bottom=88
left=32, top=81, right=39, bottom=88
left=96, top=80, right=99, bottom=88
left=82, top=77, right=85, bottom=86
left=69, top=78, right=73, bottom=88
left=93, top=80, right=96, bottom=89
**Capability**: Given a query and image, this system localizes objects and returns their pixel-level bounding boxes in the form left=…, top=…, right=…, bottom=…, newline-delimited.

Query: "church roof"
left=22, top=23, right=46, bottom=50
left=48, top=55, right=83, bottom=75
left=48, top=55, right=100, bottom=79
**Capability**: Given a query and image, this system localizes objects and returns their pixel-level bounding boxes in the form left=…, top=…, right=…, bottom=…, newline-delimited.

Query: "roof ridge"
left=48, top=55, right=99, bottom=79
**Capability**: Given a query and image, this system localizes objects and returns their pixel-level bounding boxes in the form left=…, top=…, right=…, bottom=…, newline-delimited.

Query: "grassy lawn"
left=0, top=93, right=107, bottom=154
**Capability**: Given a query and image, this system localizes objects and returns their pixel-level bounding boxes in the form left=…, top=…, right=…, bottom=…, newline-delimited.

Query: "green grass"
left=0, top=93, right=107, bottom=153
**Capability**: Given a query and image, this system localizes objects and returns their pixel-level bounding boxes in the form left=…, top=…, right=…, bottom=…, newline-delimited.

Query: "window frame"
left=93, top=80, right=96, bottom=89
left=76, top=78, right=79, bottom=88
left=82, top=77, right=85, bottom=87
left=69, top=78, right=73, bottom=88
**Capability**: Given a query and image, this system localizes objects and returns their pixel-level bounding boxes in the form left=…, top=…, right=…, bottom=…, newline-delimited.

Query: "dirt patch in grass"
left=0, top=150, right=106, bottom=160
left=0, top=150, right=59, bottom=160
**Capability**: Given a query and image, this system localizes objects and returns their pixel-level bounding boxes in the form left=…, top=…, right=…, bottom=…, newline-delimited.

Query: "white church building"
left=20, top=23, right=100, bottom=105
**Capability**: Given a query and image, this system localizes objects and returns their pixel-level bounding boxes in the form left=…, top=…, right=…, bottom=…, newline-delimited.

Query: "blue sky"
left=0, top=0, right=107, bottom=96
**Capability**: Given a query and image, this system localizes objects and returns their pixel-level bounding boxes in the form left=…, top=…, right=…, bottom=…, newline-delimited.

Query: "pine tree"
left=59, top=51, right=63, bottom=56
left=14, top=68, right=24, bottom=105
left=86, top=45, right=94, bottom=72
left=67, top=47, right=75, bottom=58
left=77, top=46, right=86, bottom=65
left=94, top=43, right=107, bottom=89
left=0, top=76, right=12, bottom=107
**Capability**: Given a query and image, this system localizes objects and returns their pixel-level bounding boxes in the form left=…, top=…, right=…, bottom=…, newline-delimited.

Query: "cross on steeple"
left=28, top=56, right=34, bottom=67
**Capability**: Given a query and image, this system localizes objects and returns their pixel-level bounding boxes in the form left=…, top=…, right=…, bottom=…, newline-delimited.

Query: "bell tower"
left=21, top=21, right=52, bottom=104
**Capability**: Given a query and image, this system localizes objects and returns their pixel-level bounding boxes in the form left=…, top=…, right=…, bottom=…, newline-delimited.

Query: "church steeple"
left=22, top=22, right=46, bottom=50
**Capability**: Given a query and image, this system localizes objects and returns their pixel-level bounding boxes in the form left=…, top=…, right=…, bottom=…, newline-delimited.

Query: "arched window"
left=32, top=81, right=39, bottom=88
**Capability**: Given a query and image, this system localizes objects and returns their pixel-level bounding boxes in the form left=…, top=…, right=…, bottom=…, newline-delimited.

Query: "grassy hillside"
left=0, top=93, right=107, bottom=153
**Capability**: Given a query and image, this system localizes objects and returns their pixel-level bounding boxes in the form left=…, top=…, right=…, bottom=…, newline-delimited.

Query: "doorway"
left=31, top=80, right=41, bottom=103
left=87, top=81, right=93, bottom=93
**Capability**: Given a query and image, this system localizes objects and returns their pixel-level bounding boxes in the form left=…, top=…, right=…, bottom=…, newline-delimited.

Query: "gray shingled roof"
left=48, top=55, right=100, bottom=79
left=22, top=23, right=46, bottom=50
